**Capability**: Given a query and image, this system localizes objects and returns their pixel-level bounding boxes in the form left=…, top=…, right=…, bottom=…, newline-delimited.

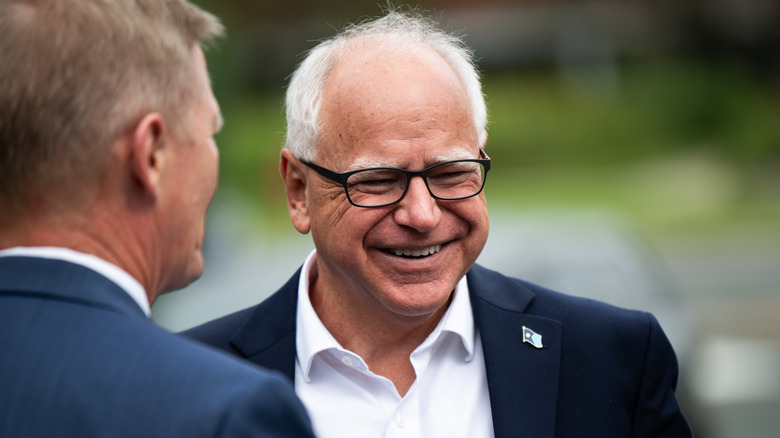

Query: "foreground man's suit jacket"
left=0, top=256, right=314, bottom=438
left=184, top=264, right=693, bottom=437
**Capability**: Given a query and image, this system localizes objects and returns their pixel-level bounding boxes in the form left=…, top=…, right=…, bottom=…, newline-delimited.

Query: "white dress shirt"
left=0, top=246, right=150, bottom=316
left=295, top=250, right=494, bottom=438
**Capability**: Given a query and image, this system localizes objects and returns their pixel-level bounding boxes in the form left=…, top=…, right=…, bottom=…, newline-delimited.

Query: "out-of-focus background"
left=152, top=1, right=780, bottom=436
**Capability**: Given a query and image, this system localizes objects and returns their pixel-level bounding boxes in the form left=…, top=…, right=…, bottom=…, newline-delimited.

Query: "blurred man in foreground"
left=0, top=0, right=313, bottom=436
left=185, top=10, right=692, bottom=437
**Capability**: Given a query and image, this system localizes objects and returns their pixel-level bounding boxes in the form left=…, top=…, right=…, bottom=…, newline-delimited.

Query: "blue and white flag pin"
left=522, top=326, right=543, bottom=349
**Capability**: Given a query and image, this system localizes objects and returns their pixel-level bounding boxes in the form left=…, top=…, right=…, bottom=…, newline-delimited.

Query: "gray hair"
left=0, top=0, right=223, bottom=217
left=284, top=10, right=487, bottom=162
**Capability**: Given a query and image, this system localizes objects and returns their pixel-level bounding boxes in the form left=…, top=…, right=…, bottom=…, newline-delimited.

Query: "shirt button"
left=395, top=414, right=407, bottom=428
left=341, top=355, right=354, bottom=367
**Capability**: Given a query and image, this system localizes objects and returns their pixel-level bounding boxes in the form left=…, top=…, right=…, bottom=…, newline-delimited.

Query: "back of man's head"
left=0, top=0, right=223, bottom=223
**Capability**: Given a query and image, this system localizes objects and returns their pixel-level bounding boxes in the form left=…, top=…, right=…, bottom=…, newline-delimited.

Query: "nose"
left=393, top=175, right=441, bottom=232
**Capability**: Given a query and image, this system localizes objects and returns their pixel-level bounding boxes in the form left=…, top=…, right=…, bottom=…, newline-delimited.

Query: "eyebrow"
left=347, top=151, right=478, bottom=171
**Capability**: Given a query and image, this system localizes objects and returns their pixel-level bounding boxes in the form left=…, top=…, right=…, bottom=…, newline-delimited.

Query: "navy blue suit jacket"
left=184, top=264, right=692, bottom=437
left=0, top=256, right=314, bottom=437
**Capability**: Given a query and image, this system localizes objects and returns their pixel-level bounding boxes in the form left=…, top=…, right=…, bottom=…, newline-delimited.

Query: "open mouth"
left=388, top=244, right=442, bottom=259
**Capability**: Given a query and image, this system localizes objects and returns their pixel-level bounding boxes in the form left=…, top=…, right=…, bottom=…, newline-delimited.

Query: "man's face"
left=292, top=46, right=489, bottom=322
left=160, top=46, right=221, bottom=292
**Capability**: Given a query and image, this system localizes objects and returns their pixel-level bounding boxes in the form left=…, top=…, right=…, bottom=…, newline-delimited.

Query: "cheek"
left=310, top=200, right=386, bottom=252
left=453, top=197, right=490, bottom=244
left=306, top=183, right=353, bottom=229
left=207, top=144, right=219, bottom=182
left=197, top=145, right=219, bottom=201
left=471, top=194, right=489, bottom=222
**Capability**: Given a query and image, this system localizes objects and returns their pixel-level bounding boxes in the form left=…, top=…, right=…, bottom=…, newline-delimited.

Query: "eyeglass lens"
left=346, top=161, right=487, bottom=207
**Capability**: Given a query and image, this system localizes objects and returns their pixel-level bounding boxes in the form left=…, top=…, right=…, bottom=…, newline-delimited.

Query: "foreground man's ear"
left=128, top=112, right=168, bottom=201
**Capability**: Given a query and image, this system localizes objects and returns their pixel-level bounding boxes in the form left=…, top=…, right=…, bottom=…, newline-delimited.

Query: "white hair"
left=284, top=10, right=487, bottom=162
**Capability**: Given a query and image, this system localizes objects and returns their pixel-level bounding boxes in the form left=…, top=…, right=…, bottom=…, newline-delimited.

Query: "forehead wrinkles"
left=348, top=150, right=478, bottom=170
left=317, top=44, right=477, bottom=170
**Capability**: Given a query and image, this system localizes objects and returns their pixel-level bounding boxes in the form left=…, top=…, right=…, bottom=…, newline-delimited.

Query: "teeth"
left=391, top=244, right=441, bottom=258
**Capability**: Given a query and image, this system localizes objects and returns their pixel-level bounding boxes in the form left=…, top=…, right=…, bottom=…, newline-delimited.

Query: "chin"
left=164, top=255, right=205, bottom=294
left=382, top=285, right=454, bottom=318
left=185, top=254, right=206, bottom=283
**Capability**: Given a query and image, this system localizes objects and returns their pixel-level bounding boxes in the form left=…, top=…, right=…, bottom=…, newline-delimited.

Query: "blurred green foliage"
left=485, top=59, right=779, bottom=167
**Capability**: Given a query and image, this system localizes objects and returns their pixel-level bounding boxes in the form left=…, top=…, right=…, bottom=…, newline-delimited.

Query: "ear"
left=280, top=148, right=311, bottom=234
left=129, top=113, right=167, bottom=200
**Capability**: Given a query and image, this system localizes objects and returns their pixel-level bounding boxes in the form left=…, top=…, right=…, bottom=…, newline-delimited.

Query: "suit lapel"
left=469, top=265, right=562, bottom=438
left=229, top=268, right=302, bottom=382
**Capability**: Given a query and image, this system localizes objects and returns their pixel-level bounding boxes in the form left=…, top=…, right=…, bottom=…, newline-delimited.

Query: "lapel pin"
left=522, top=326, right=543, bottom=349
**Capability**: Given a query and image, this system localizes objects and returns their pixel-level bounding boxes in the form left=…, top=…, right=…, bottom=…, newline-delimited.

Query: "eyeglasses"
left=300, top=150, right=490, bottom=208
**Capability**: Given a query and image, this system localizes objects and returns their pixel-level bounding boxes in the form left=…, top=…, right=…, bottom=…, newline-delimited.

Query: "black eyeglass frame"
left=300, top=149, right=491, bottom=208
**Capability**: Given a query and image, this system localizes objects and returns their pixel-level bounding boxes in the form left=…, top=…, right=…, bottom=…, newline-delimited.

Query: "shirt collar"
left=0, top=246, right=151, bottom=316
left=296, top=250, right=344, bottom=382
left=295, top=249, right=476, bottom=382
left=432, top=273, right=476, bottom=361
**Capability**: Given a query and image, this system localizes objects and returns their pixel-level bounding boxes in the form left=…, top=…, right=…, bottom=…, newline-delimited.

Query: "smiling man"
left=184, top=10, right=692, bottom=438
